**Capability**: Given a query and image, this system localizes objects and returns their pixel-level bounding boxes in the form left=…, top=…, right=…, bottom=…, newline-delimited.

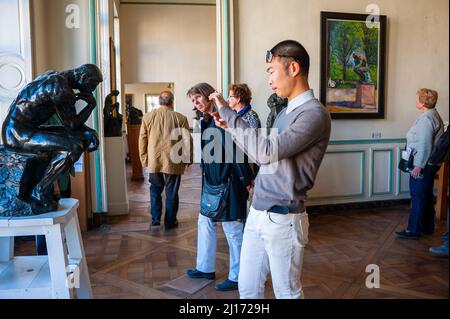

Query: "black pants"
left=149, top=173, right=181, bottom=226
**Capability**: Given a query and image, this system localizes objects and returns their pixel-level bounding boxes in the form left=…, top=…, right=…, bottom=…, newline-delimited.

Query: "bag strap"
left=202, top=171, right=232, bottom=187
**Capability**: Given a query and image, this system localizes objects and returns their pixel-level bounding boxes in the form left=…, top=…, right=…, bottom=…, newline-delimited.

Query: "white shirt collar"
left=286, top=90, right=315, bottom=114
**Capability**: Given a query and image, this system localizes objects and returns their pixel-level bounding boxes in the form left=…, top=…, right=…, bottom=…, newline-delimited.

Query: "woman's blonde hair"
left=417, top=88, right=438, bottom=109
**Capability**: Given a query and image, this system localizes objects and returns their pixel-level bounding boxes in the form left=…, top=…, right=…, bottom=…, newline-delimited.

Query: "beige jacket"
left=139, top=106, right=193, bottom=175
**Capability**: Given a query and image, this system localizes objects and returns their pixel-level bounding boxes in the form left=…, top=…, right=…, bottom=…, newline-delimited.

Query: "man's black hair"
left=270, top=40, right=310, bottom=77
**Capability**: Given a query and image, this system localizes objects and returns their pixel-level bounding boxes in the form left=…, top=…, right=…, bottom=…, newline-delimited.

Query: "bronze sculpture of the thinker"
left=1, top=64, right=103, bottom=214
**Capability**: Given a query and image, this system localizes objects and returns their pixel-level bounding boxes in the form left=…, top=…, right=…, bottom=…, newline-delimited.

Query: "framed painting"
left=320, top=11, right=387, bottom=119
left=145, top=93, right=160, bottom=113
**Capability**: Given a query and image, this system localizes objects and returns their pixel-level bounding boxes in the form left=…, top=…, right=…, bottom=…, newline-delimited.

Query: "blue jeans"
left=149, top=173, right=181, bottom=226
left=196, top=214, right=243, bottom=282
left=407, top=164, right=440, bottom=234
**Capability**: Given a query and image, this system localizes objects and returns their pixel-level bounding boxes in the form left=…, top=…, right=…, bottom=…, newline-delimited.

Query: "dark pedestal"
left=126, top=124, right=144, bottom=181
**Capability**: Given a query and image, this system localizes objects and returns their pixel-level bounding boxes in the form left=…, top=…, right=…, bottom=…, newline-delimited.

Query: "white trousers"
left=196, top=213, right=244, bottom=282
left=238, top=206, right=309, bottom=299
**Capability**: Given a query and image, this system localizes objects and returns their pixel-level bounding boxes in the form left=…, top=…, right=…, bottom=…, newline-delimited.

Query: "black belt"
left=268, top=206, right=294, bottom=215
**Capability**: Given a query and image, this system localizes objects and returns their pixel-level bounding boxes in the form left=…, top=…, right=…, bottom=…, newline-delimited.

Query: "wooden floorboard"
left=14, top=164, right=448, bottom=299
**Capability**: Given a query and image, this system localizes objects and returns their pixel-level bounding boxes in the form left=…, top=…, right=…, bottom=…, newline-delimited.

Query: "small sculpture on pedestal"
left=0, top=64, right=103, bottom=216
left=104, top=90, right=123, bottom=137
left=266, top=93, right=288, bottom=132
left=352, top=52, right=372, bottom=84
left=352, top=52, right=375, bottom=109
left=125, top=98, right=143, bottom=125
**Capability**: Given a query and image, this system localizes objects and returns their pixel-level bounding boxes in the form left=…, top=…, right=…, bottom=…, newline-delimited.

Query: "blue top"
left=236, top=104, right=261, bottom=129
left=237, top=104, right=252, bottom=117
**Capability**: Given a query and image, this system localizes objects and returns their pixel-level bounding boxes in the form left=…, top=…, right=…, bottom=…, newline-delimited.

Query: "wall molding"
left=371, top=149, right=393, bottom=196
left=329, top=138, right=406, bottom=145
left=120, top=1, right=215, bottom=6
left=310, top=150, right=366, bottom=200
left=0, top=0, right=33, bottom=143
left=0, top=53, right=26, bottom=100
left=309, top=140, right=412, bottom=205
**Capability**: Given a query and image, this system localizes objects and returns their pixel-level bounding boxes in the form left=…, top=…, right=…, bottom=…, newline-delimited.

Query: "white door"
left=0, top=0, right=33, bottom=142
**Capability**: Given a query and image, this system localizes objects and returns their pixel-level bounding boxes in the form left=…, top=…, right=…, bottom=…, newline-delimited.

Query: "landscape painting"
left=320, top=12, right=387, bottom=119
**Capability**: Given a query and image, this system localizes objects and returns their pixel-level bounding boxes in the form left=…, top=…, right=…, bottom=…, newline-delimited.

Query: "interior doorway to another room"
left=123, top=83, right=176, bottom=182
left=105, top=0, right=219, bottom=227
left=124, top=82, right=175, bottom=114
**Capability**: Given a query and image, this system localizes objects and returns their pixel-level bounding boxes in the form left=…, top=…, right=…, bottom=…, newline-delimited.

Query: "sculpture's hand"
left=84, top=129, right=99, bottom=152
left=76, top=92, right=96, bottom=107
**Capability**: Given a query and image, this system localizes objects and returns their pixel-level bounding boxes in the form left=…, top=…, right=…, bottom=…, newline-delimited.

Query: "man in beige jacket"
left=139, top=91, right=192, bottom=229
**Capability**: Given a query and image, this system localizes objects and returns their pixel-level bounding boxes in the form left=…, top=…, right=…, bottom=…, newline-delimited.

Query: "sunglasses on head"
left=266, top=50, right=301, bottom=64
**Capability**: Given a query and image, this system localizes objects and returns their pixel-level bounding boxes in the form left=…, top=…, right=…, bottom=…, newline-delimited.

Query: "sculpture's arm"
left=55, top=90, right=97, bottom=132
left=54, top=89, right=78, bottom=131
left=74, top=92, right=97, bottom=129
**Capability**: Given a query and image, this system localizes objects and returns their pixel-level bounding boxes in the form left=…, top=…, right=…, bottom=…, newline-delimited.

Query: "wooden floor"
left=15, top=164, right=449, bottom=299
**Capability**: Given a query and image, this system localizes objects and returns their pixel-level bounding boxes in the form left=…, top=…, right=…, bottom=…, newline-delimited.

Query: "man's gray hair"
left=159, top=91, right=174, bottom=106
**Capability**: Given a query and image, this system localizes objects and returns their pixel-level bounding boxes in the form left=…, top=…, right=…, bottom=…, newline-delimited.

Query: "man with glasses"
left=209, top=40, right=331, bottom=299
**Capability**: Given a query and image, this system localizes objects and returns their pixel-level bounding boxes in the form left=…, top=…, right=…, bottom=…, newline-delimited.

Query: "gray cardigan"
left=406, top=108, right=444, bottom=168
left=219, top=98, right=331, bottom=212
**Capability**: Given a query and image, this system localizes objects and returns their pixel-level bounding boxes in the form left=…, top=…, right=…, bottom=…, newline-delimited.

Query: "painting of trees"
left=320, top=12, right=387, bottom=119
left=328, top=20, right=379, bottom=87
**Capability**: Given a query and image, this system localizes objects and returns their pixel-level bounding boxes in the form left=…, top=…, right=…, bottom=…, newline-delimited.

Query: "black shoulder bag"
left=398, top=147, right=415, bottom=173
left=200, top=175, right=231, bottom=221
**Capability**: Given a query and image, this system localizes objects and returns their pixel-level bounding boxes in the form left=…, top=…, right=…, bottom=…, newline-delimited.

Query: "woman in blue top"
left=186, top=83, right=254, bottom=291
left=227, top=84, right=261, bottom=129
left=395, top=88, right=444, bottom=240
left=228, top=83, right=261, bottom=191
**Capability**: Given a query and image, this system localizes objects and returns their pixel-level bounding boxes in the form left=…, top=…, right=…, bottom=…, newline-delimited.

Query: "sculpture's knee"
left=2, top=126, right=21, bottom=149
left=68, top=143, right=84, bottom=161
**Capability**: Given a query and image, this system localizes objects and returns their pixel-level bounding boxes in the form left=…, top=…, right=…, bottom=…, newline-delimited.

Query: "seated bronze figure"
left=266, top=93, right=288, bottom=131
left=1, top=64, right=103, bottom=215
left=104, top=90, right=123, bottom=137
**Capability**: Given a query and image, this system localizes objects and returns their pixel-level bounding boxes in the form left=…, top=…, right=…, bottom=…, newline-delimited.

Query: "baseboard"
left=307, top=199, right=411, bottom=214
left=88, top=213, right=109, bottom=230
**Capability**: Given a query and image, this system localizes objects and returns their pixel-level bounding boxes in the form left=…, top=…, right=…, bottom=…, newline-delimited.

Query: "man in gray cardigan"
left=209, top=40, right=331, bottom=299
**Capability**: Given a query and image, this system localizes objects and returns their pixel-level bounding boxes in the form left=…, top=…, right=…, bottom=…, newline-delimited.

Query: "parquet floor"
left=15, top=165, right=449, bottom=299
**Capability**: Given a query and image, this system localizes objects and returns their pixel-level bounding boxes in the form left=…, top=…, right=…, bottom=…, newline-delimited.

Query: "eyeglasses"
left=266, top=50, right=301, bottom=64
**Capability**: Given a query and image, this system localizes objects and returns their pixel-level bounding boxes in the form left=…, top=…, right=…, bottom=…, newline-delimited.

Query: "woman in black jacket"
left=186, top=83, right=254, bottom=291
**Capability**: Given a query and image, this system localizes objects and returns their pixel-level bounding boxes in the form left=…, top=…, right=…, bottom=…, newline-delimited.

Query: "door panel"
left=0, top=0, right=32, bottom=141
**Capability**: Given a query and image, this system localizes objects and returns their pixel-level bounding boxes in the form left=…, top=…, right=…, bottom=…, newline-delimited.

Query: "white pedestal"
left=105, top=136, right=129, bottom=216
left=0, top=199, right=92, bottom=299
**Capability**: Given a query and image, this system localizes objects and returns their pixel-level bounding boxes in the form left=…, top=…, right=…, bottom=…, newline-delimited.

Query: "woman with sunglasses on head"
left=185, top=83, right=255, bottom=292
